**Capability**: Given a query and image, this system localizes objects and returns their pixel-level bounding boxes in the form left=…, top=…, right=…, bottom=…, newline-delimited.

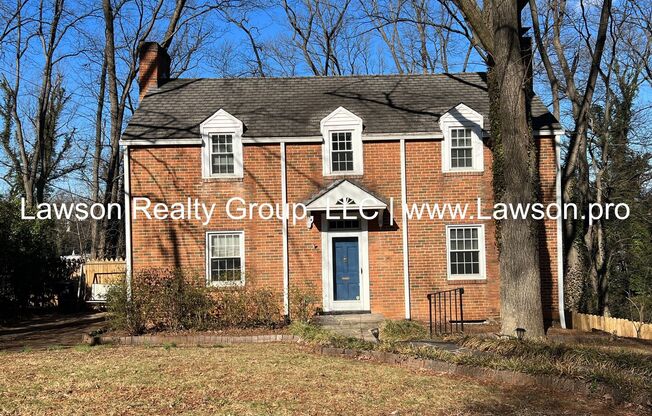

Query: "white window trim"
left=321, top=107, right=363, bottom=176
left=201, top=109, right=244, bottom=179
left=205, top=231, right=246, bottom=287
left=445, top=224, right=486, bottom=281
left=440, top=103, right=484, bottom=173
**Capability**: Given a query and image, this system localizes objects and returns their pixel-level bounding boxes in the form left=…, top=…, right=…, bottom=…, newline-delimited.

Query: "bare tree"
left=282, top=0, right=352, bottom=75
left=1, top=0, right=86, bottom=207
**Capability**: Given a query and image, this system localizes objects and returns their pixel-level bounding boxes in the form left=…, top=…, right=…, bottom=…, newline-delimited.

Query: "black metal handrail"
left=426, top=288, right=464, bottom=336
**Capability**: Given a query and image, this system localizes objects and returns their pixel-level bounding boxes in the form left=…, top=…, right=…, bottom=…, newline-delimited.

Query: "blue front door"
left=333, top=237, right=360, bottom=301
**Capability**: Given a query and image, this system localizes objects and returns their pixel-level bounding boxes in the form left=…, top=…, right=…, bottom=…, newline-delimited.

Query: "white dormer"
left=439, top=103, right=484, bottom=173
left=320, top=107, right=364, bottom=176
left=201, top=109, right=244, bottom=179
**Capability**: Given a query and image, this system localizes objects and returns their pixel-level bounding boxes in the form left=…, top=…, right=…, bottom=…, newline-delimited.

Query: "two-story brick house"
left=121, top=42, right=564, bottom=324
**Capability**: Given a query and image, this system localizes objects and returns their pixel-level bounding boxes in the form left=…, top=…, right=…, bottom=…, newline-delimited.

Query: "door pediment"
left=305, top=180, right=387, bottom=212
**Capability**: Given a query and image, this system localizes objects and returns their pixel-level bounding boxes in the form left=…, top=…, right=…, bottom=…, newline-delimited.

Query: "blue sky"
left=0, top=1, right=649, bottom=199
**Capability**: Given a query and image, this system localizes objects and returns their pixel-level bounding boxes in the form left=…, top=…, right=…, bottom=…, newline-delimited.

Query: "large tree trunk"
left=490, top=0, right=544, bottom=337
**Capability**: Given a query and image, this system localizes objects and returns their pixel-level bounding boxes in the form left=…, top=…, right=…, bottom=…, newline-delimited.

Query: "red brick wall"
left=128, top=136, right=559, bottom=323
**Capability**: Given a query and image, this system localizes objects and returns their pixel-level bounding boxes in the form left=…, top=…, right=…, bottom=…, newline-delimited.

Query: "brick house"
left=121, top=42, right=565, bottom=324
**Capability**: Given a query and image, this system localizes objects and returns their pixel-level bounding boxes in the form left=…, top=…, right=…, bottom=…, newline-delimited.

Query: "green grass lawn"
left=0, top=343, right=635, bottom=415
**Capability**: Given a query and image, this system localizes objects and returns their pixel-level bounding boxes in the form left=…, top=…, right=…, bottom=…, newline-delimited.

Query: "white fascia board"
left=120, top=138, right=203, bottom=146
left=362, top=132, right=443, bottom=141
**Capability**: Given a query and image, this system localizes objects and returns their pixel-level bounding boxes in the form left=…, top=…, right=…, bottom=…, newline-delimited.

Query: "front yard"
left=0, top=343, right=636, bottom=415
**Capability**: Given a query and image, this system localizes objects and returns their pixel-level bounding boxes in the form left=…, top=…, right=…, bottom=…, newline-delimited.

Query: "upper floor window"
left=201, top=109, right=244, bottom=179
left=321, top=107, right=363, bottom=176
left=331, top=131, right=354, bottom=172
left=211, top=134, right=235, bottom=175
left=440, top=103, right=484, bottom=173
left=450, top=127, right=473, bottom=169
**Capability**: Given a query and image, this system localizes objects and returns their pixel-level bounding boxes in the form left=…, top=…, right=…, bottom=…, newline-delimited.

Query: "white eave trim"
left=120, top=138, right=203, bottom=146
left=120, top=129, right=564, bottom=147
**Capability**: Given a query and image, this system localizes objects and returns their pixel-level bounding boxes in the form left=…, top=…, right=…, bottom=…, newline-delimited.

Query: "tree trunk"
left=90, top=56, right=107, bottom=258
left=491, top=0, right=545, bottom=337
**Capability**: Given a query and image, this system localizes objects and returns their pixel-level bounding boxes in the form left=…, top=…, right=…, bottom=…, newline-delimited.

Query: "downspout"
left=555, top=133, right=566, bottom=328
left=281, top=142, right=290, bottom=317
left=400, top=139, right=411, bottom=320
left=123, top=147, right=133, bottom=298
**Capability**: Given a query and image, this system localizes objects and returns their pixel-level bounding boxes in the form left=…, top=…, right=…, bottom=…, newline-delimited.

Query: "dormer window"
left=321, top=107, right=363, bottom=176
left=210, top=133, right=235, bottom=175
left=201, top=109, right=244, bottom=179
left=440, top=103, right=484, bottom=173
left=331, top=132, right=354, bottom=172
left=450, top=127, right=473, bottom=169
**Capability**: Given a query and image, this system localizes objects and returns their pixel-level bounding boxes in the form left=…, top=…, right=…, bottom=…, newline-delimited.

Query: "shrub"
left=290, top=284, right=319, bottom=323
left=106, top=268, right=285, bottom=334
left=106, top=280, right=146, bottom=334
left=106, top=269, right=211, bottom=334
left=380, top=319, right=428, bottom=342
left=214, top=286, right=283, bottom=328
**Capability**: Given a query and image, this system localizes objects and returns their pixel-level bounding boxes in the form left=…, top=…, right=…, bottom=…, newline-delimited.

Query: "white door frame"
left=321, top=216, right=370, bottom=312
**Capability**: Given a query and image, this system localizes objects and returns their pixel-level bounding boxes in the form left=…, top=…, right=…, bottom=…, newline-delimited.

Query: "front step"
left=313, top=313, right=384, bottom=342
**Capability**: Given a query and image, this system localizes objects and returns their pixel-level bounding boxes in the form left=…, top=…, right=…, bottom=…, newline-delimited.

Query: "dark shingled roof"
left=122, top=72, right=560, bottom=141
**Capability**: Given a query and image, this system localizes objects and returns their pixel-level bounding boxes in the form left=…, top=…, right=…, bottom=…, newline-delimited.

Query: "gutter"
left=555, top=134, right=566, bottom=328
left=281, top=143, right=290, bottom=317
left=123, top=147, right=133, bottom=298
left=400, top=139, right=411, bottom=319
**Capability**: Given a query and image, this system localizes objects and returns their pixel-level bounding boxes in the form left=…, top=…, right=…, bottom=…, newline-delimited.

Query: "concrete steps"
left=313, top=313, right=384, bottom=342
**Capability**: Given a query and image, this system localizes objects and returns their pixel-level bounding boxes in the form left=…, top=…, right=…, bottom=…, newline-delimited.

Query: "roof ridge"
left=162, top=71, right=487, bottom=83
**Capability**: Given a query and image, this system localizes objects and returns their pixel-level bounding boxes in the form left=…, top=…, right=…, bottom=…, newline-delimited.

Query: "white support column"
left=123, top=147, right=133, bottom=298
left=555, top=134, right=566, bottom=328
left=400, top=139, right=411, bottom=319
left=281, top=142, right=290, bottom=316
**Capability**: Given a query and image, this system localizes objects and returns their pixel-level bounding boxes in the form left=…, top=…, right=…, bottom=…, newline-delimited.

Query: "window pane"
left=450, top=128, right=473, bottom=169
left=210, top=233, right=243, bottom=283
left=448, top=227, right=481, bottom=276
left=331, top=132, right=354, bottom=172
left=211, top=134, right=235, bottom=175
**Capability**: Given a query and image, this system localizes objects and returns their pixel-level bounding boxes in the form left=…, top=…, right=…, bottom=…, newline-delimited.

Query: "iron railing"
left=426, top=288, right=464, bottom=336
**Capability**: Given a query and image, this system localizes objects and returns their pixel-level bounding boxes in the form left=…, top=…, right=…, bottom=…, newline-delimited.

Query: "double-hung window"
left=331, top=132, right=354, bottom=172
left=201, top=109, right=244, bottom=179
left=450, top=128, right=473, bottom=169
left=439, top=104, right=484, bottom=172
left=321, top=107, right=363, bottom=176
left=446, top=225, right=485, bottom=280
left=210, top=134, right=235, bottom=175
left=207, top=231, right=245, bottom=286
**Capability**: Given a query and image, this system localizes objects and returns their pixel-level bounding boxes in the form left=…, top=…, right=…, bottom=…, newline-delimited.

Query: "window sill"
left=207, top=280, right=245, bottom=288
left=202, top=176, right=244, bottom=182
left=445, top=277, right=487, bottom=285
left=442, top=170, right=485, bottom=176
left=323, top=172, right=364, bottom=178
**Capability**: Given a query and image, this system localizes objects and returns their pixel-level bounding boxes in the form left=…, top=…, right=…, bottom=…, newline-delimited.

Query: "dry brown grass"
left=0, top=343, right=638, bottom=415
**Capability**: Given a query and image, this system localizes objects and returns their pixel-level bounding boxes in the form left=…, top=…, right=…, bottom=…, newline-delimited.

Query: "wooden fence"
left=82, top=258, right=126, bottom=300
left=571, top=311, right=652, bottom=340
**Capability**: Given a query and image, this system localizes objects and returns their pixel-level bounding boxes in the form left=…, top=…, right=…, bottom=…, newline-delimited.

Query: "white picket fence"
left=571, top=311, right=652, bottom=340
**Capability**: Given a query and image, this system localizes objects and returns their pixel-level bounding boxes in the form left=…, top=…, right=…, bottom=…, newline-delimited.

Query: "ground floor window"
left=206, top=231, right=245, bottom=286
left=446, top=225, right=485, bottom=280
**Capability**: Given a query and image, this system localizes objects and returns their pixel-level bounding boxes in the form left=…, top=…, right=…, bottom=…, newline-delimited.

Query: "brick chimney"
left=138, top=42, right=170, bottom=101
